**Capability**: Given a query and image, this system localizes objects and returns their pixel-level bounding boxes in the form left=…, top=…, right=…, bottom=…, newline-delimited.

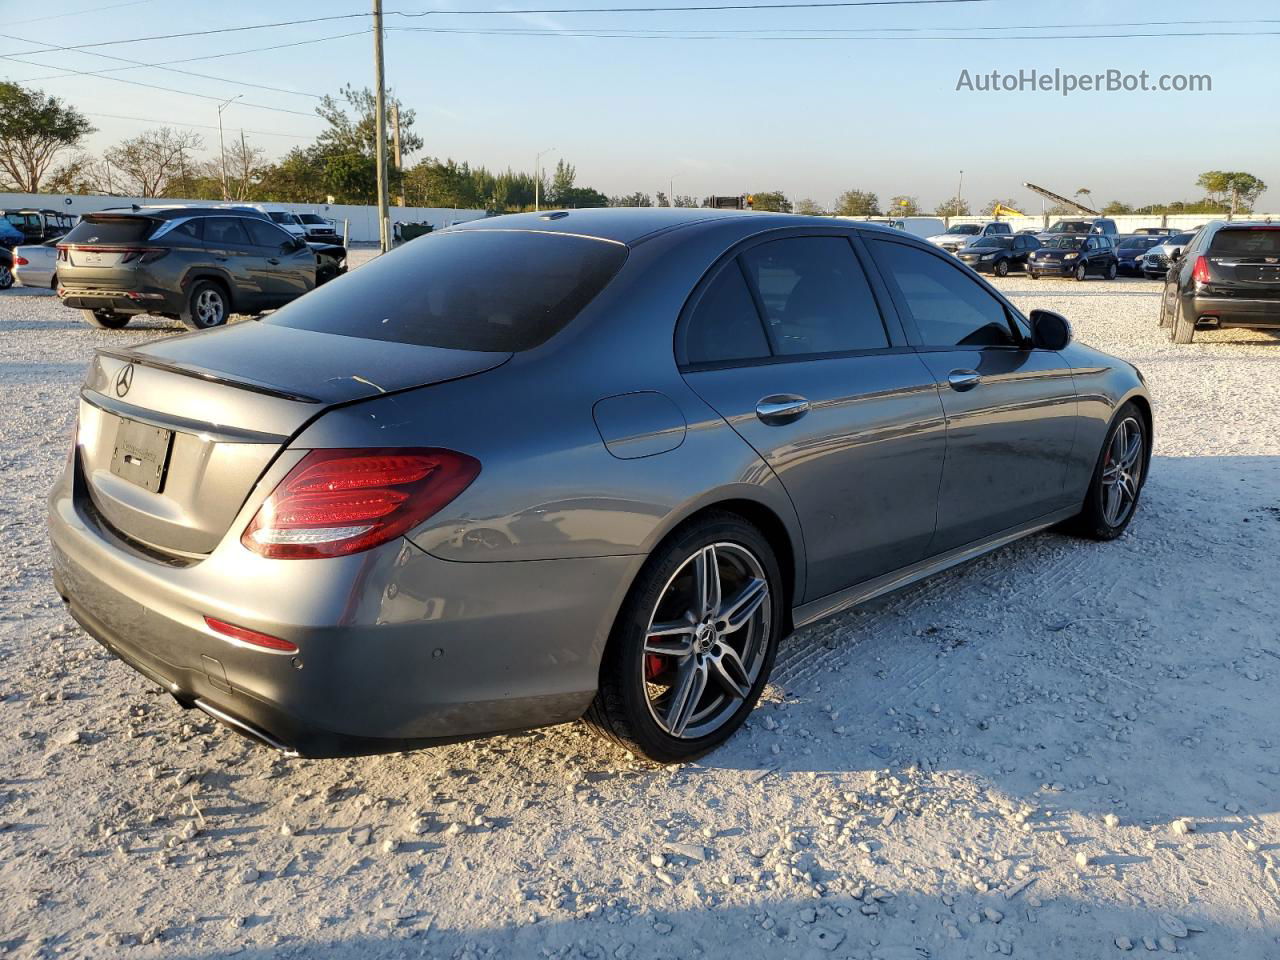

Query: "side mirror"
left=1169, top=248, right=1183, bottom=261
left=285, top=237, right=307, bottom=253
left=1029, top=309, right=1072, bottom=351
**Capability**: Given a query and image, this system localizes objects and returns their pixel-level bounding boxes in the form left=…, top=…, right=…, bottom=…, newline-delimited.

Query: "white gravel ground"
left=1, top=261, right=1279, bottom=960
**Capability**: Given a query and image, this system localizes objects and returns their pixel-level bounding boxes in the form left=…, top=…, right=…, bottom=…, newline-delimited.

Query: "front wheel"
left=179, top=280, right=229, bottom=330
left=585, top=512, right=783, bottom=763
left=81, top=309, right=130, bottom=329
left=1066, top=402, right=1147, bottom=540
left=1074, top=262, right=1089, bottom=282
left=1106, top=261, right=1118, bottom=280
left=994, top=259, right=1010, bottom=277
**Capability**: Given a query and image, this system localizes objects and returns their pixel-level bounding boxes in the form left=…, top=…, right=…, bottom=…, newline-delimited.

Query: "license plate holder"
left=110, top=418, right=173, bottom=493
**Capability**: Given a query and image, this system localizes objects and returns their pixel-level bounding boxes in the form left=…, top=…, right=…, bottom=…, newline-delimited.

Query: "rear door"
left=866, top=237, right=1078, bottom=553
left=201, top=217, right=267, bottom=310
left=678, top=232, right=947, bottom=601
left=242, top=216, right=314, bottom=305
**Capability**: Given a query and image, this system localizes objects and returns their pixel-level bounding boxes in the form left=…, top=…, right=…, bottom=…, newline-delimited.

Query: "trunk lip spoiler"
left=96, top=348, right=323, bottom=404
left=80, top=388, right=289, bottom=445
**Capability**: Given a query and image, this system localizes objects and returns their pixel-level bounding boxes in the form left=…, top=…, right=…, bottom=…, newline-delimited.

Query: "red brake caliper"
left=645, top=652, right=666, bottom=681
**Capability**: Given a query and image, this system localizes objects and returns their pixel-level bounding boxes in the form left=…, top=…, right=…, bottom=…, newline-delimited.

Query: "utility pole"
left=372, top=0, right=391, bottom=252
left=239, top=129, right=249, bottom=201
left=216, top=95, right=241, bottom=202
left=391, top=102, right=404, bottom=207
left=956, top=169, right=964, bottom=210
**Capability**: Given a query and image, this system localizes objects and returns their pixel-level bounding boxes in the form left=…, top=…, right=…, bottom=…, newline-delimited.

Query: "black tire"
left=1157, top=288, right=1172, bottom=327
left=1074, top=262, right=1089, bottom=282
left=1026, top=270, right=1039, bottom=280
left=179, top=280, right=229, bottom=331
left=50, top=274, right=58, bottom=290
left=994, top=259, right=1010, bottom=277
left=1065, top=401, right=1148, bottom=541
left=1170, top=298, right=1196, bottom=344
left=584, top=511, right=785, bottom=763
left=0, top=265, right=12, bottom=290
left=1105, top=261, right=1118, bottom=280
left=81, top=309, right=131, bottom=329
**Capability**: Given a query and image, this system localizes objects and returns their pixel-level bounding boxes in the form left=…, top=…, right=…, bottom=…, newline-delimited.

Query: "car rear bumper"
left=1187, top=293, right=1280, bottom=328
left=48, top=458, right=638, bottom=756
left=59, top=285, right=181, bottom=315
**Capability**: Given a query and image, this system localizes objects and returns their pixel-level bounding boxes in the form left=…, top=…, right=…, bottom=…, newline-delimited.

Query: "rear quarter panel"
left=1058, top=340, right=1151, bottom=495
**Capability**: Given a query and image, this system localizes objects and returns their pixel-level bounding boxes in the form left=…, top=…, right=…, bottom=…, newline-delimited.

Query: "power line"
left=82, top=112, right=316, bottom=140
left=1, top=30, right=369, bottom=98
left=389, top=24, right=1280, bottom=40
left=0, top=52, right=323, bottom=118
left=7, top=0, right=157, bottom=26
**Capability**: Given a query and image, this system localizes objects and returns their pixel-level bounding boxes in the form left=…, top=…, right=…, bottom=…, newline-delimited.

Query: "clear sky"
left=2, top=0, right=1276, bottom=210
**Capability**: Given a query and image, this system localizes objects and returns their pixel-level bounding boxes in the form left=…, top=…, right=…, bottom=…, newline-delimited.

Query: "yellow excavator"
left=991, top=203, right=1025, bottom=218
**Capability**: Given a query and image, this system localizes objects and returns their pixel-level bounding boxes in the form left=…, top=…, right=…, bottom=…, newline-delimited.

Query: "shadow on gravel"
left=140, top=891, right=1275, bottom=960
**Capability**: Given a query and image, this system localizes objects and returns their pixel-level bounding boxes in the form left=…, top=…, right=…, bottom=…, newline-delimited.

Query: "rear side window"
left=738, top=237, right=889, bottom=356
left=869, top=239, right=1018, bottom=348
left=166, top=219, right=203, bottom=242
left=266, top=230, right=628, bottom=352
left=683, top=262, right=770, bottom=365
left=62, top=217, right=154, bottom=244
left=204, top=217, right=251, bottom=246
left=1209, top=228, right=1280, bottom=256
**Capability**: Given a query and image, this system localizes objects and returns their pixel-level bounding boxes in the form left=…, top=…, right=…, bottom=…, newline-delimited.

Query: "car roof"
left=88, top=205, right=267, bottom=220
left=446, top=207, right=846, bottom=246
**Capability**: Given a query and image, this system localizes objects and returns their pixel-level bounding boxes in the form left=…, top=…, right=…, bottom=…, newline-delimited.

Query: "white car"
left=295, top=212, right=339, bottom=240
left=927, top=222, right=1014, bottom=254
left=12, top=239, right=59, bottom=288
left=227, top=204, right=308, bottom=239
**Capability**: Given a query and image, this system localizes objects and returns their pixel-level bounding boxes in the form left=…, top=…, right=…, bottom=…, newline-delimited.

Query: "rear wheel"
left=1170, top=297, right=1196, bottom=343
left=585, top=512, right=783, bottom=763
left=179, top=280, right=228, bottom=330
left=81, top=309, right=130, bottom=329
left=1157, top=289, right=1172, bottom=327
left=1066, top=402, right=1147, bottom=540
left=0, top=265, right=12, bottom=290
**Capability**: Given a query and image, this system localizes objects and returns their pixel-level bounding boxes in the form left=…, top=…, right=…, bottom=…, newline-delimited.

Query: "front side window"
left=738, top=237, right=889, bottom=356
left=868, top=239, right=1018, bottom=348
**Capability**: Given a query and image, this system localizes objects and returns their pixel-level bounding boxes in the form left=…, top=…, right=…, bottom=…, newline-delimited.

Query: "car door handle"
left=267, top=258, right=280, bottom=265
left=755, top=395, right=810, bottom=425
left=947, top=370, right=982, bottom=392
left=214, top=256, right=228, bottom=262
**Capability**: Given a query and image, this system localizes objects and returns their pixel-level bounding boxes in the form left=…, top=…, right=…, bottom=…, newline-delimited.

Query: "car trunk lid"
left=78, top=321, right=509, bottom=557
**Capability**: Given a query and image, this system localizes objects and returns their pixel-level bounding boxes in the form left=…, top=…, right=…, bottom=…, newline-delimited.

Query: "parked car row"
left=53, top=204, right=347, bottom=329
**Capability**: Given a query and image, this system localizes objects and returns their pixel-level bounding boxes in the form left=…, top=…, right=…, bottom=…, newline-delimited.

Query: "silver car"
left=12, top=239, right=59, bottom=288
left=48, top=209, right=1152, bottom=762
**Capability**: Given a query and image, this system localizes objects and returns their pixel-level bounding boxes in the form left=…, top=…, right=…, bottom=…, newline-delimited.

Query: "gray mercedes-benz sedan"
left=48, top=208, right=1151, bottom=762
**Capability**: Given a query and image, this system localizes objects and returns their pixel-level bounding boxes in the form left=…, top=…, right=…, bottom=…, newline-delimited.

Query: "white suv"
left=295, top=212, right=339, bottom=241
left=927, top=221, right=1014, bottom=254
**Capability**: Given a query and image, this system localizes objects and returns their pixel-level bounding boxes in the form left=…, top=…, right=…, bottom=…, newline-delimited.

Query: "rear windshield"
left=265, top=230, right=628, bottom=352
left=1209, top=228, right=1280, bottom=256
left=61, top=217, right=155, bottom=244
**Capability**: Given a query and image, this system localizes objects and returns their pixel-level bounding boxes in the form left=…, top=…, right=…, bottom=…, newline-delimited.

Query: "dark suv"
left=57, top=207, right=327, bottom=330
left=1026, top=234, right=1119, bottom=280
left=1159, top=220, right=1280, bottom=343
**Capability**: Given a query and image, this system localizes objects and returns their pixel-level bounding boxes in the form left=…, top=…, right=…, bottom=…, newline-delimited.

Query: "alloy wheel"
left=195, top=288, right=225, bottom=327
left=642, top=542, right=771, bottom=740
left=1101, top=416, right=1144, bottom=527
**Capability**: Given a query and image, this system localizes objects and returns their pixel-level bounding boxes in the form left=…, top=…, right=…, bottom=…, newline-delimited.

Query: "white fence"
left=845, top=213, right=1279, bottom=233
left=0, top=192, right=488, bottom=243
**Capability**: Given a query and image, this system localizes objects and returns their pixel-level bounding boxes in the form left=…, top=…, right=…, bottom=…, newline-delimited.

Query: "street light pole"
left=216, top=95, right=241, bottom=202
left=534, top=146, right=555, bottom=212
left=668, top=173, right=678, bottom=206
left=372, top=0, right=391, bottom=253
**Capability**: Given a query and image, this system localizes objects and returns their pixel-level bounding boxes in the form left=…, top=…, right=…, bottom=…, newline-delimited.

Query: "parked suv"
left=296, top=212, right=340, bottom=241
left=927, top=221, right=1013, bottom=253
left=1159, top=221, right=1280, bottom=343
left=1026, top=234, right=1119, bottom=280
left=57, top=207, right=318, bottom=330
left=1036, top=218, right=1118, bottom=242
left=956, top=234, right=1040, bottom=276
left=1141, top=232, right=1198, bottom=279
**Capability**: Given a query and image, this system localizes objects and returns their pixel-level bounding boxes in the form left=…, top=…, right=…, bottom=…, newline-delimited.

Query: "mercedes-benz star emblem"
left=115, top=363, right=135, bottom=398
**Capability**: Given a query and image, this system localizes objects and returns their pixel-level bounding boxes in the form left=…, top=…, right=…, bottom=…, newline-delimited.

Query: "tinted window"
left=244, top=217, right=294, bottom=248
left=1209, top=228, right=1280, bottom=256
left=62, top=217, right=155, bottom=244
left=738, top=237, right=889, bottom=356
left=268, top=212, right=294, bottom=224
left=167, top=219, right=203, bottom=242
left=869, top=240, right=1017, bottom=348
left=204, top=217, right=251, bottom=246
left=972, top=237, right=1012, bottom=249
left=298, top=214, right=327, bottom=225
left=683, top=263, right=770, bottom=365
left=266, top=230, right=627, bottom=352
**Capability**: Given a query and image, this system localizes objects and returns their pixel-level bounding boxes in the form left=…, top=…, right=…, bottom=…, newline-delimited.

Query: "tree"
left=935, top=196, right=971, bottom=217
left=794, top=198, right=825, bottom=216
left=887, top=195, right=922, bottom=216
left=1101, top=200, right=1134, bottom=215
left=316, top=85, right=422, bottom=161
left=609, top=192, right=653, bottom=207
left=104, top=127, right=204, bottom=197
left=672, top=195, right=699, bottom=208
left=0, top=82, right=94, bottom=192
left=655, top=191, right=670, bottom=208
left=1196, top=170, right=1267, bottom=215
left=831, top=190, right=878, bottom=216
left=749, top=190, right=791, bottom=213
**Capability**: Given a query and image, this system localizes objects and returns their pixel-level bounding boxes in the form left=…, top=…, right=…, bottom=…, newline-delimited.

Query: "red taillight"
left=204, top=616, right=298, bottom=653
left=13, top=256, right=29, bottom=266
left=1192, top=255, right=1211, bottom=285
left=241, top=448, right=480, bottom=560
